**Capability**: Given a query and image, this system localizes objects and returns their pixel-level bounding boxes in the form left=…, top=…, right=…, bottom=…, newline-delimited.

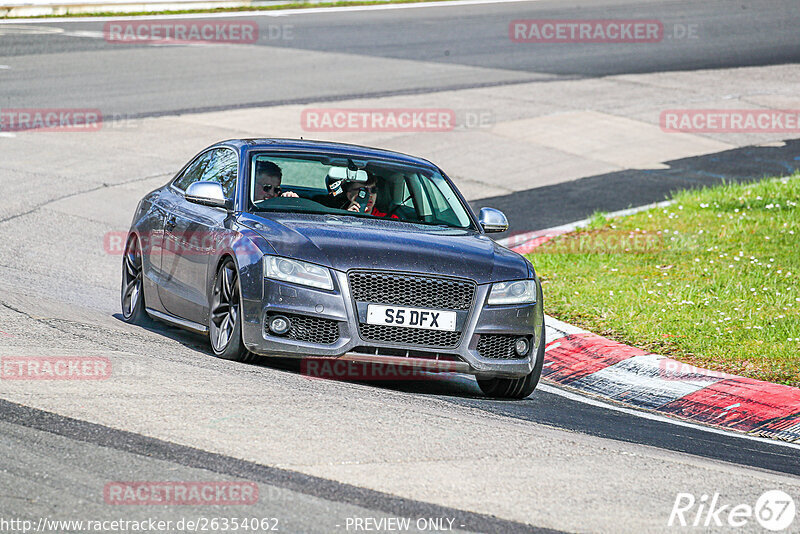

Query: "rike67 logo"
left=669, top=490, right=795, bottom=531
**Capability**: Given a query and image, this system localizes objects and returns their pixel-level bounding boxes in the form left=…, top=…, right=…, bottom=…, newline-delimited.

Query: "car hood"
left=239, top=212, right=529, bottom=284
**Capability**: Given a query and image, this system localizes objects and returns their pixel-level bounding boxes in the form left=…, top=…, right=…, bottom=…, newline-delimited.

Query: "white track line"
left=539, top=383, right=800, bottom=451
left=0, top=0, right=540, bottom=23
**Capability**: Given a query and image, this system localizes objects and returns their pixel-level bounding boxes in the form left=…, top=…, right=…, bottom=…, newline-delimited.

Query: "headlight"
left=264, top=256, right=334, bottom=290
left=487, top=279, right=537, bottom=305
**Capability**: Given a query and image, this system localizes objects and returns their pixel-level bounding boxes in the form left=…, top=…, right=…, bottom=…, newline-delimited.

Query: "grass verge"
left=0, top=0, right=450, bottom=19
left=530, top=175, right=800, bottom=387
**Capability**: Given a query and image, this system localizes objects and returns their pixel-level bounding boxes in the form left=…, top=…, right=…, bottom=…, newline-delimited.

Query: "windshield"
left=246, top=154, right=474, bottom=229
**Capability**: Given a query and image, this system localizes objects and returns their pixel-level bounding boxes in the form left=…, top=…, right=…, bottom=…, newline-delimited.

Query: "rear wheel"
left=477, top=325, right=545, bottom=399
left=121, top=235, right=150, bottom=325
left=209, top=258, right=253, bottom=362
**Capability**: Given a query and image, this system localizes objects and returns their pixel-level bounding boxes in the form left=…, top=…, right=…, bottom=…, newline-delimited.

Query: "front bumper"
left=241, top=271, right=543, bottom=378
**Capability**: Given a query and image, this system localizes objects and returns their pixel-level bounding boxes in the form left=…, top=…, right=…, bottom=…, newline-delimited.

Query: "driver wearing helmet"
left=312, top=172, right=348, bottom=208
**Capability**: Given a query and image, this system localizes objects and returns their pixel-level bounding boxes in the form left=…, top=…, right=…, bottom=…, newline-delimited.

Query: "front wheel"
left=121, top=235, right=150, bottom=325
left=477, top=325, right=545, bottom=399
left=209, top=258, right=253, bottom=363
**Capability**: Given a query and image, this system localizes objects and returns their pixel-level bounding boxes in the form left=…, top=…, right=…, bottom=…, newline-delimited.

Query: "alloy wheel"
left=121, top=238, right=143, bottom=319
left=210, top=260, right=240, bottom=353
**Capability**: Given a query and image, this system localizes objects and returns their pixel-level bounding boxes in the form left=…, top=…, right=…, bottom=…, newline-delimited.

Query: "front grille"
left=266, top=313, right=339, bottom=345
left=352, top=346, right=462, bottom=361
left=348, top=271, right=475, bottom=311
left=359, top=324, right=461, bottom=348
left=477, top=334, right=527, bottom=359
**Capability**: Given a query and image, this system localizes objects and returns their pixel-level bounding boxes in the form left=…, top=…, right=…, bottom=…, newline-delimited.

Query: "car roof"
left=217, top=138, right=438, bottom=169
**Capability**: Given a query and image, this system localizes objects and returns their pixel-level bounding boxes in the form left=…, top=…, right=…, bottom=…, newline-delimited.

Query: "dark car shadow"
left=114, top=312, right=485, bottom=398
left=112, top=312, right=214, bottom=353
left=250, top=355, right=486, bottom=398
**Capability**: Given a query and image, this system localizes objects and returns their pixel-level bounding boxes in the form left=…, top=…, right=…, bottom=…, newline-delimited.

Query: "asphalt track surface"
left=2, top=1, right=800, bottom=532
left=0, top=400, right=552, bottom=534
left=1, top=0, right=799, bottom=116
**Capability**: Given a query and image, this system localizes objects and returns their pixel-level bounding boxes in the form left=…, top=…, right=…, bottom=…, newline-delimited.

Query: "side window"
left=201, top=149, right=238, bottom=199
left=424, top=180, right=451, bottom=212
left=407, top=174, right=432, bottom=217
left=399, top=181, right=412, bottom=207
left=173, top=150, right=215, bottom=191
left=173, top=149, right=238, bottom=199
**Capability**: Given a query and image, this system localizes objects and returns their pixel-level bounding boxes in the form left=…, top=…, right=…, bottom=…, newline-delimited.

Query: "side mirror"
left=479, top=207, right=508, bottom=233
left=185, top=181, right=232, bottom=210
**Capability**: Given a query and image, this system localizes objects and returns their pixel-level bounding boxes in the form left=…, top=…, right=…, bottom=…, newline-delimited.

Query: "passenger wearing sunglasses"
left=253, top=160, right=298, bottom=202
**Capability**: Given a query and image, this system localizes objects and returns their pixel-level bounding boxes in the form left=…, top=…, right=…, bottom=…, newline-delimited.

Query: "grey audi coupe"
left=121, top=139, right=545, bottom=398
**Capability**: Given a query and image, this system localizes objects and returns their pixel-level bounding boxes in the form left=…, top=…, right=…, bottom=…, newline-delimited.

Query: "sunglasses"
left=262, top=184, right=282, bottom=195
left=355, top=186, right=378, bottom=194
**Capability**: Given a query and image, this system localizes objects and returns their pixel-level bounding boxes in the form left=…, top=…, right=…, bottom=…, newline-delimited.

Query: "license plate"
left=366, top=304, right=457, bottom=332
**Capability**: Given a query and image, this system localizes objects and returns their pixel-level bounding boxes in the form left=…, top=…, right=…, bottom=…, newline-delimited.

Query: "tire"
left=121, top=235, right=150, bottom=325
left=477, top=324, right=546, bottom=399
left=209, top=257, right=254, bottom=363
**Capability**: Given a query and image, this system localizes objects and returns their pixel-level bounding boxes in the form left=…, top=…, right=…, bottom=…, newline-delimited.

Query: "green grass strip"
left=530, top=174, right=800, bottom=387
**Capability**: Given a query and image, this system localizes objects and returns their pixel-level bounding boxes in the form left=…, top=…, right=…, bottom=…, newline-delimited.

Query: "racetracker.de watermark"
left=510, top=19, right=662, bottom=43
left=510, top=19, right=699, bottom=43
left=658, top=359, right=727, bottom=381
left=104, top=231, right=261, bottom=258
left=301, top=359, right=460, bottom=381
left=0, top=108, right=102, bottom=132
left=104, top=481, right=259, bottom=505
left=301, top=108, right=460, bottom=132
left=661, top=109, right=800, bottom=133
left=103, top=20, right=292, bottom=44
left=0, top=356, right=111, bottom=380
left=530, top=230, right=665, bottom=254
